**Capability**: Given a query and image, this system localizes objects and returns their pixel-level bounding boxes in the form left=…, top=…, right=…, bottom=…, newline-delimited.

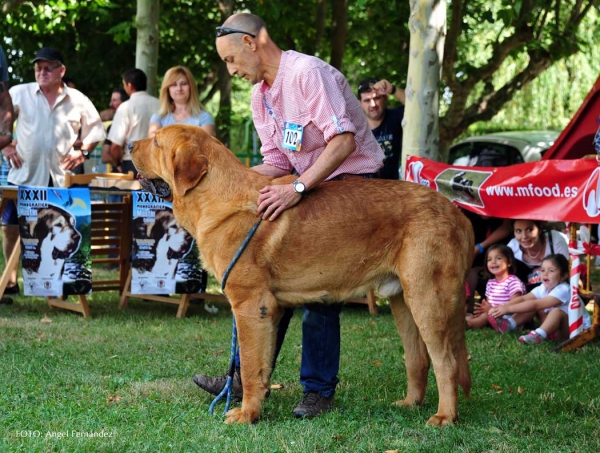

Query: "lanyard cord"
left=209, top=218, right=262, bottom=415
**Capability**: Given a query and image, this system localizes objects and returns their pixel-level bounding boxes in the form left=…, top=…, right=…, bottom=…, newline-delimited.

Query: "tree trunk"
left=135, top=0, right=160, bottom=96
left=216, top=0, right=235, bottom=146
left=402, top=0, right=446, bottom=173
left=330, top=0, right=348, bottom=70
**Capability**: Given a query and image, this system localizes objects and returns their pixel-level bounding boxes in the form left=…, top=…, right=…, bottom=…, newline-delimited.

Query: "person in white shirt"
left=506, top=219, right=569, bottom=292
left=489, top=254, right=591, bottom=342
left=1, top=47, right=105, bottom=299
left=108, top=68, right=159, bottom=176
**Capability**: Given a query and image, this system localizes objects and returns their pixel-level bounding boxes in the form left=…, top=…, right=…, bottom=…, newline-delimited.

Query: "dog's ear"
left=172, top=150, right=208, bottom=197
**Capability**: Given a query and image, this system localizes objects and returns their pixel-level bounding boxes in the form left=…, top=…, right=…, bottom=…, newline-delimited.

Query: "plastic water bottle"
left=0, top=154, right=9, bottom=186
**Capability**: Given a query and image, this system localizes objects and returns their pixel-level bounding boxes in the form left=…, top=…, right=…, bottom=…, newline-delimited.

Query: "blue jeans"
left=233, top=303, right=341, bottom=398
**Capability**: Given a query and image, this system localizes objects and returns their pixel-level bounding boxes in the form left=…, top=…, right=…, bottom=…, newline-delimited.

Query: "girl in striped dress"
left=466, top=244, right=526, bottom=329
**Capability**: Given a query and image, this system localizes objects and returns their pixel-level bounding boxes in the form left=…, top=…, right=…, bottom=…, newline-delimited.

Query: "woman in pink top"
left=466, top=244, right=526, bottom=329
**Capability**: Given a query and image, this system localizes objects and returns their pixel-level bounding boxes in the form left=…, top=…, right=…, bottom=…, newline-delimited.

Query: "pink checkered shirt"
left=251, top=51, right=384, bottom=179
left=485, top=275, right=526, bottom=307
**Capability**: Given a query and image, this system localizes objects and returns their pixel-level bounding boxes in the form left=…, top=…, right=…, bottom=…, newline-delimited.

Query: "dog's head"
left=35, top=206, right=82, bottom=259
left=132, top=125, right=222, bottom=201
left=19, top=205, right=82, bottom=272
left=152, top=209, right=193, bottom=259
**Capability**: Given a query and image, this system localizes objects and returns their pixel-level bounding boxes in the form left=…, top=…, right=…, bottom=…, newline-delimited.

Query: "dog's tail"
left=455, top=330, right=472, bottom=398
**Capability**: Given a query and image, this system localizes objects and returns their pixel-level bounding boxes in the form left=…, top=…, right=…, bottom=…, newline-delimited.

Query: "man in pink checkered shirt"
left=193, top=12, right=384, bottom=419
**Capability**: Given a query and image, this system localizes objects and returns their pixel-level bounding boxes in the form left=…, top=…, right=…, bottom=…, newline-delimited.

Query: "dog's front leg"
left=225, top=291, right=282, bottom=424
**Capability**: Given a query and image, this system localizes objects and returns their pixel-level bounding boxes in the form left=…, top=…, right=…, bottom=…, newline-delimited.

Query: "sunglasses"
left=357, top=80, right=379, bottom=93
left=35, top=64, right=62, bottom=74
left=215, top=26, right=256, bottom=38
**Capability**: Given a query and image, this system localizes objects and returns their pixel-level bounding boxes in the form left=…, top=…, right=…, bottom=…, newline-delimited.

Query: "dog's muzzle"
left=137, top=175, right=173, bottom=200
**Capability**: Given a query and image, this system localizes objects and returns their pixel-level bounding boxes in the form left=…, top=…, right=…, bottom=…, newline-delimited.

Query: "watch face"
left=294, top=181, right=305, bottom=193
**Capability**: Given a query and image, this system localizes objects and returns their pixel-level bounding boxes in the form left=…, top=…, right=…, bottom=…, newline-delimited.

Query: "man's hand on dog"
left=257, top=184, right=302, bottom=221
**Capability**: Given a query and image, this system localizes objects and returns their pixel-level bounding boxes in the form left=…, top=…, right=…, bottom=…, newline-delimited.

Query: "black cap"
left=31, top=47, right=64, bottom=65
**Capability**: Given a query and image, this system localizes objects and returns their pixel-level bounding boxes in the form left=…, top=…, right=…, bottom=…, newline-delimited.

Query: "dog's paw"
left=426, top=413, right=456, bottom=427
left=392, top=397, right=422, bottom=408
left=224, top=407, right=259, bottom=424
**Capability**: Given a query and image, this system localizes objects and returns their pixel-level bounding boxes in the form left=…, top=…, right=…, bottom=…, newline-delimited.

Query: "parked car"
left=449, top=130, right=561, bottom=167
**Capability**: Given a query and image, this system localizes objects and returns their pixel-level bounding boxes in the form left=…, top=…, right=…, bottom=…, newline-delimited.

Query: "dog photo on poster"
left=131, top=191, right=206, bottom=295
left=17, top=187, right=92, bottom=297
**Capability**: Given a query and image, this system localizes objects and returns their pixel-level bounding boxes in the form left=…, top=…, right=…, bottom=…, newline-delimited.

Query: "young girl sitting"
left=488, top=254, right=591, bottom=344
left=466, top=244, right=526, bottom=329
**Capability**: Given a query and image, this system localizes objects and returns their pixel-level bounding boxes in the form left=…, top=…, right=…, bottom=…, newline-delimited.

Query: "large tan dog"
left=132, top=124, right=474, bottom=426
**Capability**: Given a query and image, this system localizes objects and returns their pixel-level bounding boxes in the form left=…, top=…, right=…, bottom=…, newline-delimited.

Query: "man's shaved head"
left=223, top=13, right=266, bottom=36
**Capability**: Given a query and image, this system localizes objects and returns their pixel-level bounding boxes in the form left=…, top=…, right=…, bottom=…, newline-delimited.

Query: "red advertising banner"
left=406, top=155, right=600, bottom=223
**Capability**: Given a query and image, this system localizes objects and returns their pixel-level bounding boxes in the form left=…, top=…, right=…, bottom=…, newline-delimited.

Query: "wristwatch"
left=292, top=180, right=306, bottom=194
left=81, top=149, right=91, bottom=159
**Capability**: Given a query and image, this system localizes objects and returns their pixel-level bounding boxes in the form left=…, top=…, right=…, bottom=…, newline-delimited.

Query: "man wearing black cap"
left=0, top=47, right=106, bottom=300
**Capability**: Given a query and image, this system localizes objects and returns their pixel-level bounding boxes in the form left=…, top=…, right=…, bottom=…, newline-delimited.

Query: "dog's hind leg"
left=402, top=278, right=469, bottom=426
left=388, top=293, right=431, bottom=408
left=224, top=289, right=283, bottom=424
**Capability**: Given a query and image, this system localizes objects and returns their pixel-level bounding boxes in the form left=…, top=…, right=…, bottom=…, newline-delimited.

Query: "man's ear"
left=173, top=151, right=208, bottom=197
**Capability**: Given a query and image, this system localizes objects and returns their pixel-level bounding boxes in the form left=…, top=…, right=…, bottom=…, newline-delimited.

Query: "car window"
left=449, top=143, right=475, bottom=164
left=450, top=141, right=524, bottom=166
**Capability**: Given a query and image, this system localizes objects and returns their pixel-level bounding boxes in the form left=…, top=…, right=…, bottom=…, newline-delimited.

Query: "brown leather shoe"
left=192, top=369, right=243, bottom=402
left=292, top=392, right=334, bottom=418
left=0, top=296, right=13, bottom=305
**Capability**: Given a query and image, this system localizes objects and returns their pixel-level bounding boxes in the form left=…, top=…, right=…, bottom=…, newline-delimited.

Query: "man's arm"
left=0, top=80, right=14, bottom=150
left=110, top=143, right=124, bottom=167
left=107, top=104, right=128, bottom=168
left=373, top=79, right=406, bottom=105
left=252, top=163, right=292, bottom=178
left=256, top=132, right=355, bottom=221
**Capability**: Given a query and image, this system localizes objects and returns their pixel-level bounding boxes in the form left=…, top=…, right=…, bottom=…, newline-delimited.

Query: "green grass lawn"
left=1, top=245, right=599, bottom=451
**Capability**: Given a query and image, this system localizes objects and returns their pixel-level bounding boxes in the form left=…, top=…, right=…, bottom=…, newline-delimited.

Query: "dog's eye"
left=154, top=137, right=159, bottom=148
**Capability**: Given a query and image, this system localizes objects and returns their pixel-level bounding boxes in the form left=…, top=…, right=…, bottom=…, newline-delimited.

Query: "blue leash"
left=209, top=218, right=262, bottom=415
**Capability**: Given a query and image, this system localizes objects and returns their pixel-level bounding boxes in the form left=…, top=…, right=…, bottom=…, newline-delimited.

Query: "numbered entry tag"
left=282, top=122, right=303, bottom=152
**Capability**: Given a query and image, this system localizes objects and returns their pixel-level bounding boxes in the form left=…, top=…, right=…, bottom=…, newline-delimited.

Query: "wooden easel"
left=119, top=269, right=228, bottom=318
left=348, top=289, right=378, bottom=315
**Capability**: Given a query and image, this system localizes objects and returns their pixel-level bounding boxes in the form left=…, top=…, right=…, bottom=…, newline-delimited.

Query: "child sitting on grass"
left=487, top=254, right=591, bottom=344
left=466, top=244, right=525, bottom=329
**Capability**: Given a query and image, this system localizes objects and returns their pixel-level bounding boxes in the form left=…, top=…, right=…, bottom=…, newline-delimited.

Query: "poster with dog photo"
left=17, top=187, right=92, bottom=297
left=131, top=191, right=206, bottom=295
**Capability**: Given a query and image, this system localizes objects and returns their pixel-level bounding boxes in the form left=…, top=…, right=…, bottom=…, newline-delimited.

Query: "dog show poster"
left=17, top=187, right=92, bottom=297
left=131, top=191, right=206, bottom=295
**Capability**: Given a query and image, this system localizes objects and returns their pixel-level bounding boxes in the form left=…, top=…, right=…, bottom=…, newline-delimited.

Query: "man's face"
left=122, top=79, right=133, bottom=96
left=34, top=60, right=65, bottom=90
left=110, top=92, right=123, bottom=111
left=360, top=89, right=387, bottom=122
left=216, top=35, right=262, bottom=85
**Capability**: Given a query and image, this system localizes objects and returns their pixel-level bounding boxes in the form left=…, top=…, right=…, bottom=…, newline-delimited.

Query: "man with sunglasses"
left=358, top=78, right=405, bottom=180
left=194, top=13, right=384, bottom=419
left=1, top=47, right=105, bottom=301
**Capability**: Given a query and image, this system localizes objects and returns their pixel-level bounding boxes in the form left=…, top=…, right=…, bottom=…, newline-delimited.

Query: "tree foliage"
left=1, top=0, right=598, bottom=157
left=441, top=0, right=600, bottom=152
